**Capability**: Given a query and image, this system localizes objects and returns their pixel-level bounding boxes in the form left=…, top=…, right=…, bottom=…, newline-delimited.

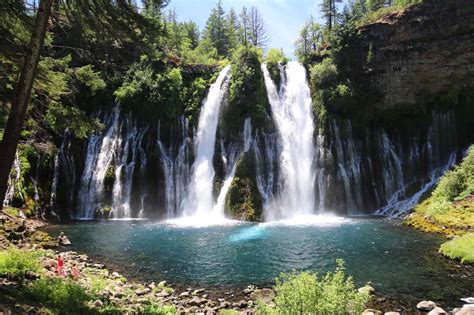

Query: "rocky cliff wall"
left=361, top=0, right=474, bottom=109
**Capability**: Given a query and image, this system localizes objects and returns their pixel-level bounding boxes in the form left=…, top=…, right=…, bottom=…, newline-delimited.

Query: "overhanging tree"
left=0, top=0, right=52, bottom=210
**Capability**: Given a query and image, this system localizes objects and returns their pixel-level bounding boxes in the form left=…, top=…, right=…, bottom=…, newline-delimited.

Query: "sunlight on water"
left=228, top=225, right=266, bottom=243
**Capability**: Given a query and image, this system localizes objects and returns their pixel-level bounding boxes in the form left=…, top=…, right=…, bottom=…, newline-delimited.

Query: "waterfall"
left=261, top=62, right=316, bottom=220
left=180, top=65, right=231, bottom=220
left=77, top=106, right=121, bottom=218
left=50, top=129, right=76, bottom=218
left=254, top=131, right=278, bottom=207
left=213, top=118, right=253, bottom=215
left=76, top=106, right=148, bottom=219
left=157, top=116, right=192, bottom=218
left=3, top=152, right=22, bottom=208
left=110, top=115, right=146, bottom=218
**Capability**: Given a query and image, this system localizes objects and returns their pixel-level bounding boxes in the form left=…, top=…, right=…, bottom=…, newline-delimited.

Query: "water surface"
left=45, top=218, right=473, bottom=306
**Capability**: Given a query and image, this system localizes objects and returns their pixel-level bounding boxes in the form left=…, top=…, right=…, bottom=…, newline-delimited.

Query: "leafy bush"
left=439, top=234, right=474, bottom=263
left=257, top=260, right=369, bottom=315
left=24, top=277, right=92, bottom=314
left=265, top=48, right=288, bottom=87
left=223, top=45, right=270, bottom=136
left=433, top=146, right=474, bottom=202
left=310, top=58, right=338, bottom=90
left=0, top=247, right=42, bottom=277
left=138, top=301, right=176, bottom=315
left=75, top=65, right=106, bottom=95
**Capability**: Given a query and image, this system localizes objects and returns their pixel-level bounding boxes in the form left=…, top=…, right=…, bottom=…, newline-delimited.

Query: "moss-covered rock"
left=225, top=152, right=262, bottom=221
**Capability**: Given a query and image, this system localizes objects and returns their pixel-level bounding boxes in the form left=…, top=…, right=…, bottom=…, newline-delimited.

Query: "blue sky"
left=166, top=0, right=325, bottom=59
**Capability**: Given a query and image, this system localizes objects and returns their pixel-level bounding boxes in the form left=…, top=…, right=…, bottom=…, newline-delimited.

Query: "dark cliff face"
left=362, top=0, right=474, bottom=110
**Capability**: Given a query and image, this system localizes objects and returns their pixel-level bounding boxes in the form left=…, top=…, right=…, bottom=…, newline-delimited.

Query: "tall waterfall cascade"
left=47, top=62, right=470, bottom=221
left=261, top=62, right=316, bottom=220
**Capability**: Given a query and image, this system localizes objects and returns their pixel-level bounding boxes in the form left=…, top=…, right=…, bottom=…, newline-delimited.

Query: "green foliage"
left=405, top=146, right=474, bottom=238
left=224, top=46, right=269, bottom=136
left=24, top=277, right=92, bottom=314
left=433, top=147, right=474, bottom=202
left=226, top=153, right=262, bottom=221
left=257, top=260, right=369, bottom=315
left=138, top=302, right=176, bottom=314
left=439, top=234, right=474, bottom=263
left=265, top=48, right=288, bottom=88
left=0, top=247, right=42, bottom=277
left=294, top=17, right=324, bottom=64
left=75, top=65, right=106, bottom=95
left=45, top=102, right=104, bottom=139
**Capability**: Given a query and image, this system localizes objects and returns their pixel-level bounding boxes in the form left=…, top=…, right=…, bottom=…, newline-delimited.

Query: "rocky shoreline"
left=1, top=214, right=473, bottom=314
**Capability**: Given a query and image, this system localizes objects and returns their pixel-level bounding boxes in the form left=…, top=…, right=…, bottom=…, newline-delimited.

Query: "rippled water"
left=45, top=218, right=473, bottom=305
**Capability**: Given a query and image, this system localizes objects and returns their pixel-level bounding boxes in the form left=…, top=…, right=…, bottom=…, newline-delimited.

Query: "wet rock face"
left=361, top=0, right=474, bottom=109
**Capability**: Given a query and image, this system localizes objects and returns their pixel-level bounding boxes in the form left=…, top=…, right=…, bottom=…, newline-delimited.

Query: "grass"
left=439, top=234, right=474, bottom=263
left=0, top=246, right=43, bottom=277
left=405, top=146, right=474, bottom=236
left=24, top=277, right=92, bottom=315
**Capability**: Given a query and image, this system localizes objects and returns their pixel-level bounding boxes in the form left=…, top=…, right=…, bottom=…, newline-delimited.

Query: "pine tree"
left=202, top=0, right=230, bottom=57
left=321, top=0, right=341, bottom=29
left=227, top=7, right=240, bottom=51
left=247, top=6, right=269, bottom=48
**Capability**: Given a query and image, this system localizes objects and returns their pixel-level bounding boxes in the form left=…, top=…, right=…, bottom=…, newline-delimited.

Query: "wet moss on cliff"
left=225, top=152, right=262, bottom=221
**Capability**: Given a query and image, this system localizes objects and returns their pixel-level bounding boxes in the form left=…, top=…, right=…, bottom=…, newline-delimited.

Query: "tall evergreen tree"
left=321, top=0, right=341, bottom=29
left=227, top=7, right=240, bottom=51
left=247, top=6, right=269, bottom=48
left=202, top=0, right=230, bottom=56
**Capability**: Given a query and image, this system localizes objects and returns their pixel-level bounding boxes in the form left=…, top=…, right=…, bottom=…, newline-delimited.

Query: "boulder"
left=455, top=305, right=474, bottom=315
left=358, top=285, right=376, bottom=295
left=134, top=288, right=150, bottom=296
left=384, top=313, right=400, bottom=315
left=250, top=288, right=275, bottom=304
left=179, top=291, right=190, bottom=297
left=363, top=309, right=382, bottom=315
left=189, top=296, right=203, bottom=306
left=429, top=307, right=447, bottom=315
left=158, top=280, right=167, bottom=287
left=417, top=301, right=438, bottom=312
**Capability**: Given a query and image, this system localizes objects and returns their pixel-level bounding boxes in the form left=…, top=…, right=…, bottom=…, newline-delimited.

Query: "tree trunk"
left=0, top=0, right=52, bottom=210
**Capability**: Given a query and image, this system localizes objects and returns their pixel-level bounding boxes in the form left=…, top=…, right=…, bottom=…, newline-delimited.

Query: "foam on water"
left=165, top=215, right=240, bottom=228
left=261, top=214, right=348, bottom=227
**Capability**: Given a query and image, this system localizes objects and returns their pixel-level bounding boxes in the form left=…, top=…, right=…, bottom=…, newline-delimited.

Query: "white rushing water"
left=179, top=65, right=232, bottom=222
left=261, top=62, right=316, bottom=220
left=3, top=152, right=22, bottom=208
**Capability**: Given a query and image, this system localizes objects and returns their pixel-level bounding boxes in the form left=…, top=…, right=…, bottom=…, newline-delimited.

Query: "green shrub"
left=0, top=247, right=42, bottom=277
left=310, top=58, right=338, bottom=90
left=439, top=234, right=474, bottom=263
left=24, top=277, right=92, bottom=314
left=138, top=301, right=176, bottom=314
left=257, top=260, right=369, bottom=315
left=433, top=146, right=474, bottom=202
